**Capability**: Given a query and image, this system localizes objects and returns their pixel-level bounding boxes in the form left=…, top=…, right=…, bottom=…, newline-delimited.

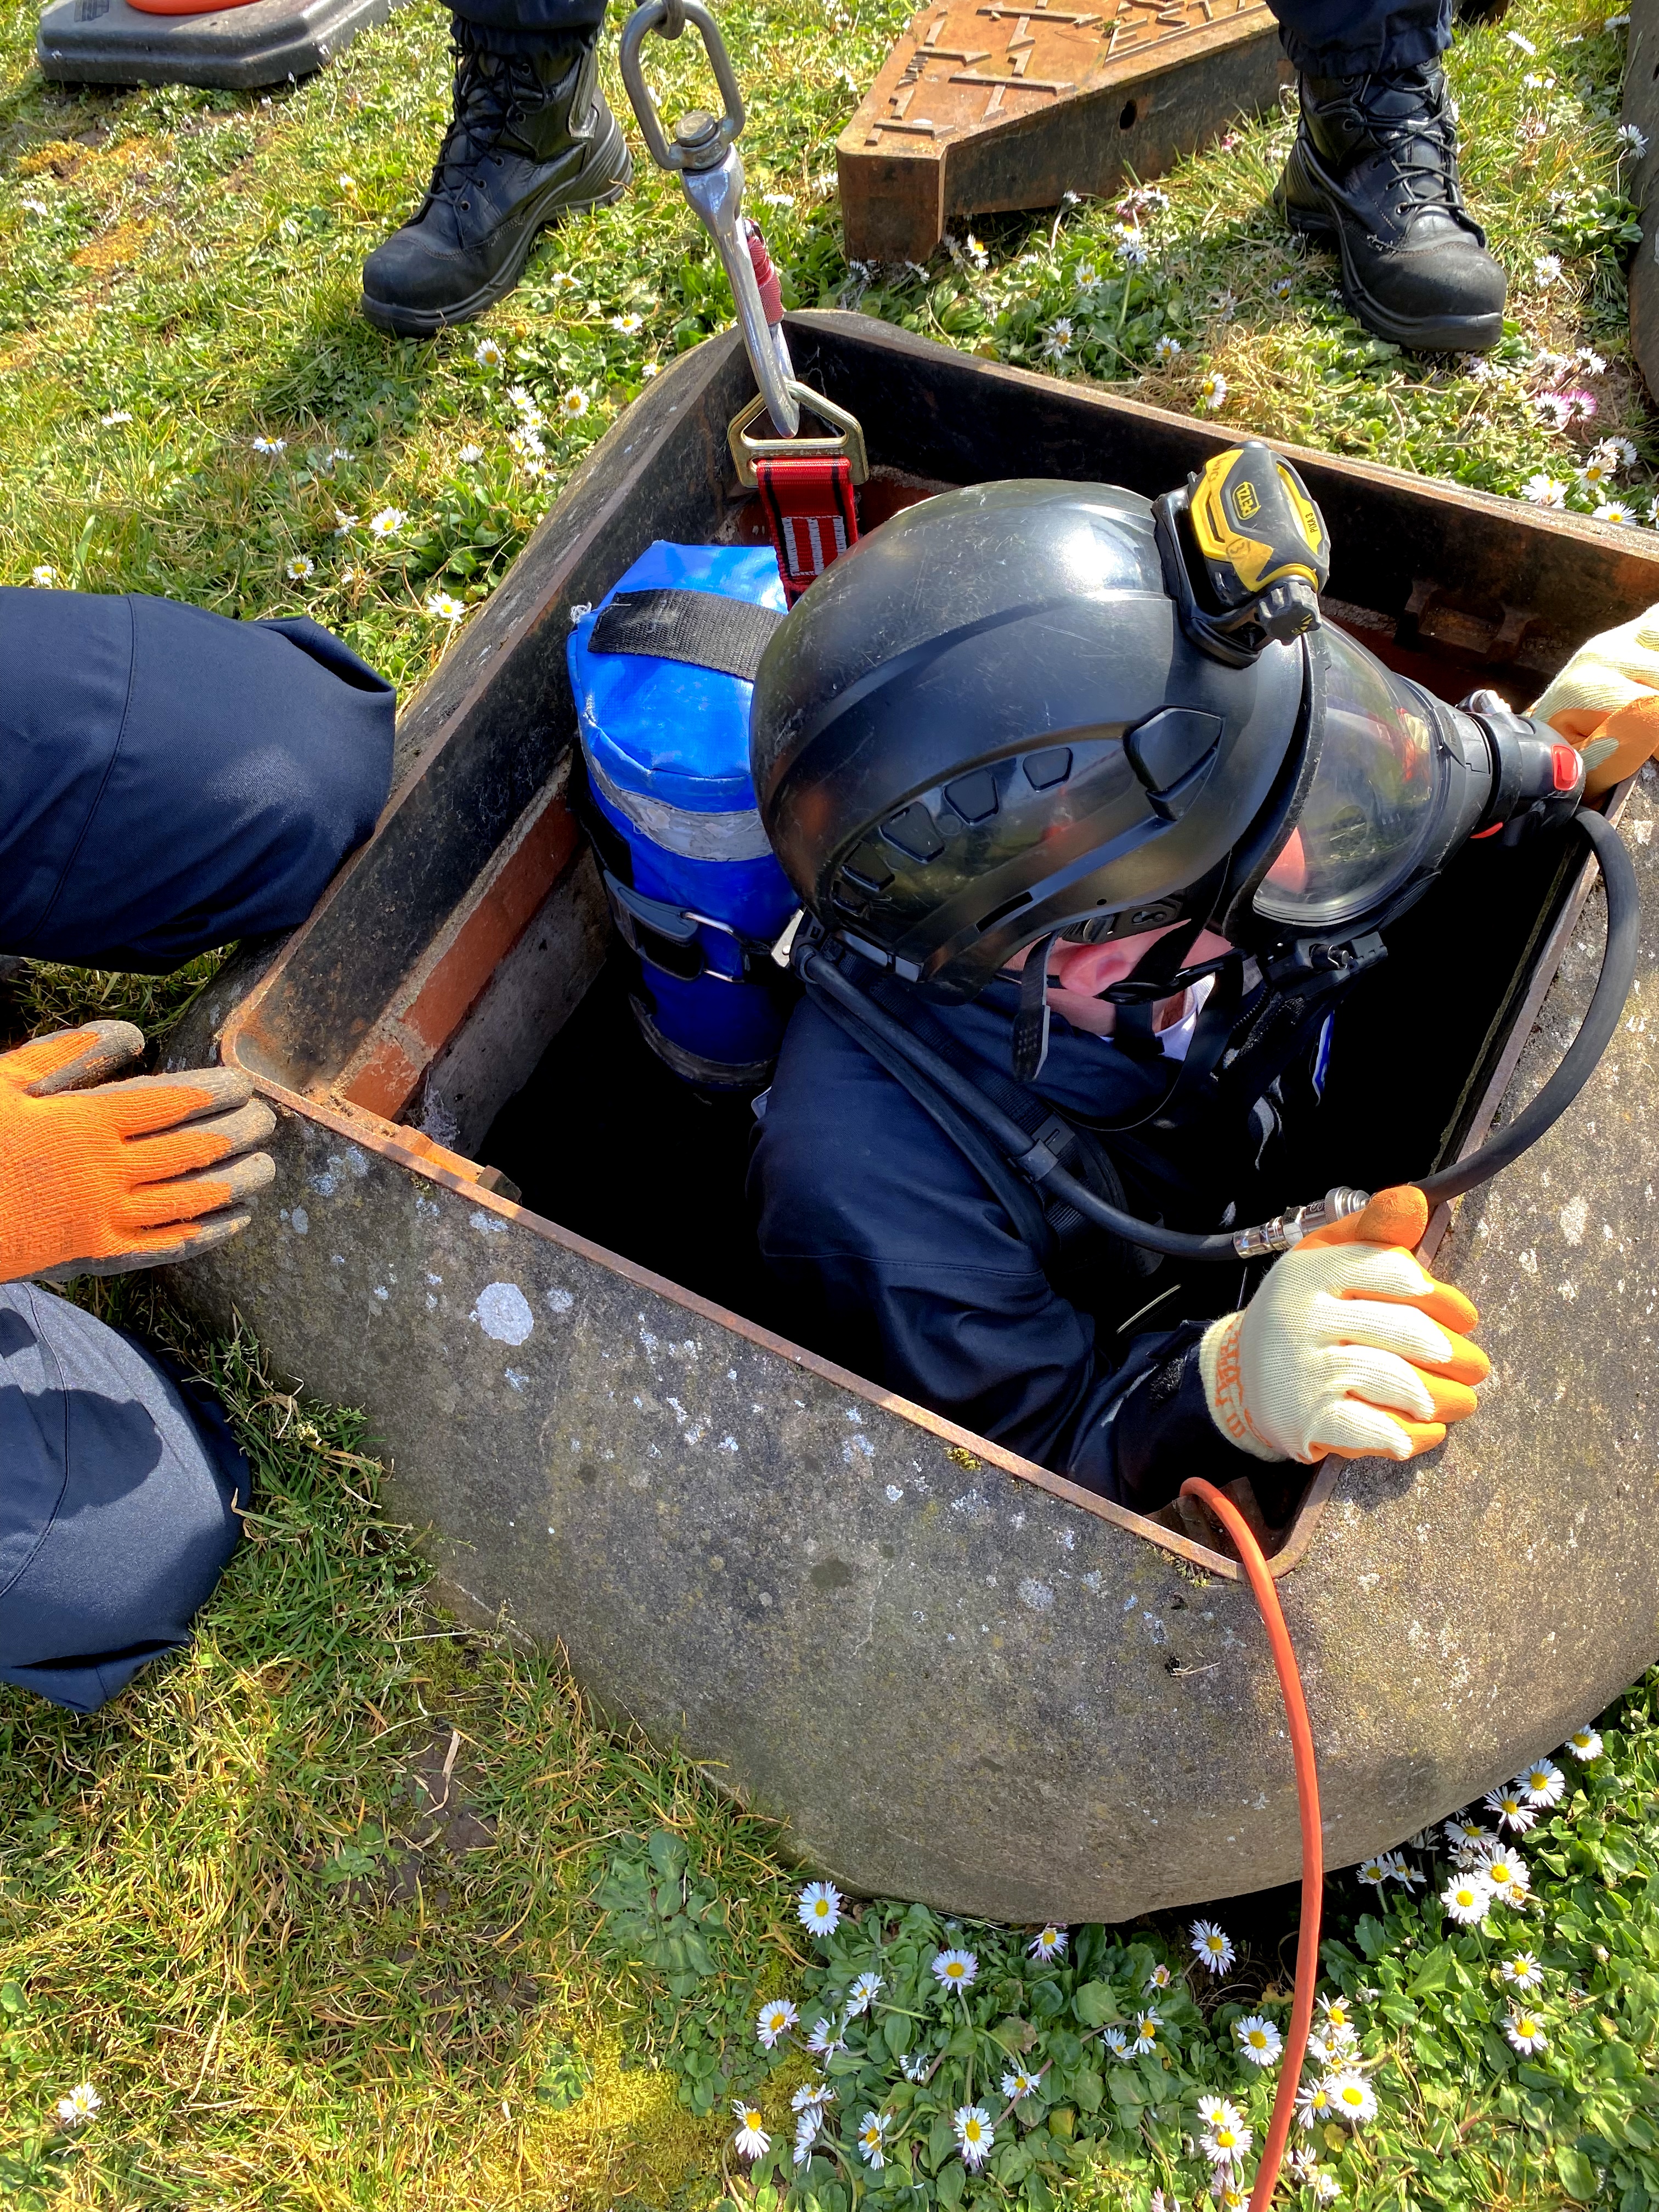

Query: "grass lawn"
left=2, top=0, right=1659, bottom=2204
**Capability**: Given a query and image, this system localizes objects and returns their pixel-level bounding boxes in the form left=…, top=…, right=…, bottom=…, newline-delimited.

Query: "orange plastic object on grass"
left=1179, top=1477, right=1323, bottom=2212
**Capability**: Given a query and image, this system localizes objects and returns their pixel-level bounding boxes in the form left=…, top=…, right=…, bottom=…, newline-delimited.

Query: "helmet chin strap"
left=1099, top=917, right=1205, bottom=1065
left=1012, top=930, right=1061, bottom=1082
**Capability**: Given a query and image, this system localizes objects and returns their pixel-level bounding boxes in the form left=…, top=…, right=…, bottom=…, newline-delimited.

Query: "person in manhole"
left=358, top=0, right=1503, bottom=354
left=743, top=473, right=1651, bottom=1516
left=0, top=586, right=394, bottom=1713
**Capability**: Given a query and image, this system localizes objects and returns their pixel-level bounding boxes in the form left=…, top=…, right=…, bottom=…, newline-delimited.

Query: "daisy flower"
left=1270, top=274, right=1295, bottom=296
left=332, top=509, right=359, bottom=535
left=1518, top=1758, right=1565, bottom=1807
left=1146, top=1961, right=1173, bottom=1991
left=1043, top=317, right=1075, bottom=354
left=612, top=313, right=645, bottom=335
left=339, top=564, right=369, bottom=587
left=1154, top=335, right=1183, bottom=363
left=1505, top=2008, right=1548, bottom=2054
left=368, top=507, right=407, bottom=539
left=1521, top=475, right=1566, bottom=510
left=1306, top=2028, right=1353, bottom=2068
left=1103, top=2025, right=1132, bottom=2058
left=1521, top=70, right=1555, bottom=87
left=1565, top=1726, right=1603, bottom=1762
left=805, top=2017, right=843, bottom=2056
left=1502, top=1952, right=1544, bottom=1990
left=1355, top=1857, right=1390, bottom=1888
left=732, top=2099, right=770, bottom=2158
left=1235, top=2015, right=1283, bottom=2067
left=1325, top=2069, right=1376, bottom=2125
left=1118, top=235, right=1149, bottom=267
left=1133, top=2008, right=1163, bottom=2053
left=1001, top=2064, right=1039, bottom=2100
left=1444, top=1816, right=1487, bottom=1853
left=1577, top=454, right=1615, bottom=488
left=1313, top=2173, right=1342, bottom=2203
left=932, top=1947, right=978, bottom=1992
left=1596, top=437, right=1638, bottom=468
left=1479, top=1846, right=1530, bottom=1899
left=508, top=424, right=545, bottom=458
left=560, top=389, right=590, bottom=420
left=1485, top=1785, right=1538, bottom=1832
left=1192, top=1920, right=1235, bottom=1974
left=953, top=2104, right=995, bottom=2169
left=792, top=2110, right=819, bottom=2167
left=1203, top=2112, right=1254, bottom=2164
left=1318, top=1993, right=1358, bottom=2033
left=29, top=565, right=58, bottom=586
left=506, top=382, right=537, bottom=412
left=548, top=270, right=580, bottom=292
left=1199, top=370, right=1228, bottom=412
left=1533, top=393, right=1575, bottom=430
left=474, top=337, right=505, bottom=368
left=899, top=2049, right=931, bottom=2081
left=1029, top=1925, right=1067, bottom=1961
left=1561, top=388, right=1599, bottom=421
left=1382, top=1850, right=1424, bottom=1889
left=1295, top=2078, right=1336, bottom=2129
left=792, top=2079, right=833, bottom=2114
left=251, top=435, right=285, bottom=455
left=1618, top=121, right=1649, bottom=155
left=329, top=447, right=355, bottom=464
left=641, top=362, right=661, bottom=379
left=1199, top=2093, right=1245, bottom=2129
left=1075, top=261, right=1099, bottom=287
left=761, top=190, right=795, bottom=209
left=424, top=590, right=464, bottom=621
left=798, top=1880, right=841, bottom=1933
left=847, top=1971, right=883, bottom=2015
left=284, top=555, right=315, bottom=582
left=21, top=197, right=47, bottom=215
left=54, top=2084, right=100, bottom=2126
left=1577, top=348, right=1609, bottom=375
left=856, top=2111, right=889, bottom=2167
left=756, top=1997, right=797, bottom=2048
left=1441, top=1870, right=1494, bottom=1926
left=1533, top=255, right=1562, bottom=286
left=458, top=444, right=484, bottom=464
left=1211, top=2180, right=1247, bottom=2211
left=100, top=409, right=133, bottom=426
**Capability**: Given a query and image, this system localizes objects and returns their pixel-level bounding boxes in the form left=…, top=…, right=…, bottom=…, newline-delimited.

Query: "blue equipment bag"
left=568, top=541, right=799, bottom=1090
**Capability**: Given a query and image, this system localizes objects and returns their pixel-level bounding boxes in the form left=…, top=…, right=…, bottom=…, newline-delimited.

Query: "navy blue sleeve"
left=749, top=998, right=1259, bottom=1509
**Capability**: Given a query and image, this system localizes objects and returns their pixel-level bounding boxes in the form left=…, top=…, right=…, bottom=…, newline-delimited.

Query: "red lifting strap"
left=754, top=455, right=859, bottom=605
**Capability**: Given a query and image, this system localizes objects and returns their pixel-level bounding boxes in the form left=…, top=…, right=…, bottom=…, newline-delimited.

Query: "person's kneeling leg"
left=0, top=1284, right=244, bottom=1714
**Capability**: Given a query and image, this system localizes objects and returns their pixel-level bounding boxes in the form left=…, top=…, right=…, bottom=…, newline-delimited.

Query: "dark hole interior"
left=1119, top=99, right=1137, bottom=127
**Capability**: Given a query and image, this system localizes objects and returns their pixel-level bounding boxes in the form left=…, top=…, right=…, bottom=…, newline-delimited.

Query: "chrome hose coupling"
left=1232, top=1186, right=1371, bottom=1260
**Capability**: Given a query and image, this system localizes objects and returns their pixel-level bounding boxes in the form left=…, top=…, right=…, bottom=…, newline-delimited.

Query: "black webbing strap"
left=589, top=588, right=785, bottom=681
left=1012, top=930, right=1060, bottom=1082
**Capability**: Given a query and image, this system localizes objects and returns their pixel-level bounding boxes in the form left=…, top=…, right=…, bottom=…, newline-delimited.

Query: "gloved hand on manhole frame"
left=1198, top=1184, right=1489, bottom=1466
left=1531, top=600, right=1659, bottom=799
left=0, top=1021, right=276, bottom=1284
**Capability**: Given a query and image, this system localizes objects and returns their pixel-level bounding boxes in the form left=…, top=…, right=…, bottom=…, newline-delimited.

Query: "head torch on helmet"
left=749, top=450, right=1588, bottom=1005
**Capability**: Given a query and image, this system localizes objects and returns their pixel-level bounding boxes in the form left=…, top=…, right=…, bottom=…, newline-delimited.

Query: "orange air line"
left=1180, top=1477, right=1323, bottom=2212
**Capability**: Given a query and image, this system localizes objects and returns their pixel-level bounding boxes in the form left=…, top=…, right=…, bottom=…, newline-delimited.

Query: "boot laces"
left=1357, top=86, right=1462, bottom=219
left=425, top=42, right=544, bottom=203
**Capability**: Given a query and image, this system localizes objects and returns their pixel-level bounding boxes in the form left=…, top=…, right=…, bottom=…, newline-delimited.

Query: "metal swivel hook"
left=619, top=0, right=800, bottom=436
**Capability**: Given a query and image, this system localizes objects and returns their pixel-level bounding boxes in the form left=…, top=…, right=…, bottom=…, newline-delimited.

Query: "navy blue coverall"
left=458, top=0, right=1451, bottom=78
left=0, top=588, right=394, bottom=1714
left=750, top=980, right=1263, bottom=1515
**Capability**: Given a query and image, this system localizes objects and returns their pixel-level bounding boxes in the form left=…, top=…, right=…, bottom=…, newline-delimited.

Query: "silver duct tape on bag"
left=586, top=748, right=775, bottom=863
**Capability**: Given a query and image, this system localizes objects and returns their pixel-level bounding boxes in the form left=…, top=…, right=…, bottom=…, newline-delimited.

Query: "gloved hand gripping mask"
left=1199, top=1186, right=1488, bottom=1465
left=1530, top=600, right=1659, bottom=798
left=0, top=1022, right=276, bottom=1284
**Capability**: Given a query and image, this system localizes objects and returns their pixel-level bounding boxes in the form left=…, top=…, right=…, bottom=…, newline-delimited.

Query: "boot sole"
left=1279, top=196, right=1504, bottom=355
left=362, top=125, right=633, bottom=339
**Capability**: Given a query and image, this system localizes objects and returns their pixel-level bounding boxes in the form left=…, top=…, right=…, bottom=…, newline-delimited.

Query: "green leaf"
left=1408, top=1945, right=1457, bottom=1997
left=1555, top=2147, right=1599, bottom=2202
left=1353, top=1915, right=1390, bottom=1961
left=1073, top=1982, right=1119, bottom=2028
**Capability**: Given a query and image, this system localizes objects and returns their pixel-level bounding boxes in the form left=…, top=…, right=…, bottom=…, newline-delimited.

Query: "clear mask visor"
left=1254, top=626, right=1446, bottom=930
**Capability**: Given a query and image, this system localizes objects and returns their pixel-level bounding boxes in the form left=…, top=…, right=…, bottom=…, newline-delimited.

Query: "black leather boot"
left=1273, top=63, right=1506, bottom=353
left=361, top=23, right=631, bottom=338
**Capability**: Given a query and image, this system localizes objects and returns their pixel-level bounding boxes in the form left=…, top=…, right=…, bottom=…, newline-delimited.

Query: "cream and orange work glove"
left=0, top=1021, right=276, bottom=1284
left=1530, top=601, right=1659, bottom=799
left=1198, top=1186, right=1489, bottom=1466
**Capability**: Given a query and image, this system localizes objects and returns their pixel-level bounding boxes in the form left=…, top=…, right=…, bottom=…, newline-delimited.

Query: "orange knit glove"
left=1528, top=603, right=1659, bottom=798
left=0, top=1022, right=276, bottom=1284
left=1199, top=1186, right=1489, bottom=1464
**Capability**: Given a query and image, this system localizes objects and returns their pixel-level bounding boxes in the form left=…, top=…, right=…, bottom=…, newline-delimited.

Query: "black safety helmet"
left=750, top=459, right=1582, bottom=1001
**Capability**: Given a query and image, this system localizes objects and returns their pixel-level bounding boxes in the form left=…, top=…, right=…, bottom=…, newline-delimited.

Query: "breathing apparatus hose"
left=804, top=802, right=1639, bottom=1258
left=1180, top=1479, right=1323, bottom=2212
left=1417, top=806, right=1639, bottom=1204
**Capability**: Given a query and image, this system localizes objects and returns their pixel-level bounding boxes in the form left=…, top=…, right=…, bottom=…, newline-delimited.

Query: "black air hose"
left=1419, top=805, right=1641, bottom=1204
